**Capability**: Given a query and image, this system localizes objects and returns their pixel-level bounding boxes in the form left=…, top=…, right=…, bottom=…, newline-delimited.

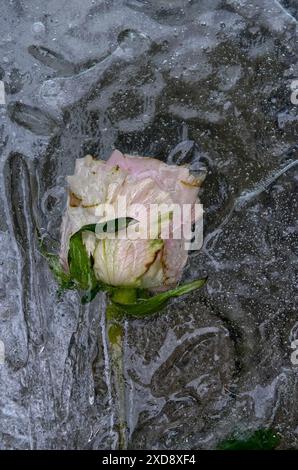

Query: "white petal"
left=93, top=237, right=163, bottom=287
left=67, top=155, right=127, bottom=207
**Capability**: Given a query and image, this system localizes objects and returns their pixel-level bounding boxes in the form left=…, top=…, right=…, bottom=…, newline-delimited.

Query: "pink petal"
left=107, top=150, right=201, bottom=206
left=107, top=149, right=202, bottom=287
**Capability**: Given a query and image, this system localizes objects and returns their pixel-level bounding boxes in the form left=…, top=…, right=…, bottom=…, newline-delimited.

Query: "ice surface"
left=0, top=0, right=297, bottom=449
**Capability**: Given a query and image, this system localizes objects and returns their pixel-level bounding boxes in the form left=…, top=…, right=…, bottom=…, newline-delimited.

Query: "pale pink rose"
left=60, top=150, right=203, bottom=290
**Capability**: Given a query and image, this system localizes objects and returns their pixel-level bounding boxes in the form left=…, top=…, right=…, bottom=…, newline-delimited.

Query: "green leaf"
left=217, top=429, right=280, bottom=450
left=112, top=278, right=207, bottom=317
left=75, top=217, right=137, bottom=236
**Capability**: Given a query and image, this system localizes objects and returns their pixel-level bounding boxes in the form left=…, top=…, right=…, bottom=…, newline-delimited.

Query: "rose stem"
left=106, top=289, right=136, bottom=450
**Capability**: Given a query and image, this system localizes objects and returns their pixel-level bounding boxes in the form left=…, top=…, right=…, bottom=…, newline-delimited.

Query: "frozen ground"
left=0, top=0, right=297, bottom=449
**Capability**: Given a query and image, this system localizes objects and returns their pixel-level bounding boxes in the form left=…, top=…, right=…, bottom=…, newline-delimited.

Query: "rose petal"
left=94, top=237, right=163, bottom=287
left=107, top=150, right=201, bottom=205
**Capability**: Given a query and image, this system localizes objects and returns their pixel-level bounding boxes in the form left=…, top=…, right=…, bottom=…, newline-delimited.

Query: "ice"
left=38, top=29, right=154, bottom=115
left=8, top=102, right=59, bottom=135
left=0, top=0, right=297, bottom=450
left=32, top=22, right=46, bottom=36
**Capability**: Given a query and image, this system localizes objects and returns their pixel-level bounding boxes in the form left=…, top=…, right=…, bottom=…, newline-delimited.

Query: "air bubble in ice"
left=42, top=80, right=60, bottom=97
left=117, top=29, right=151, bottom=54
left=32, top=22, right=46, bottom=35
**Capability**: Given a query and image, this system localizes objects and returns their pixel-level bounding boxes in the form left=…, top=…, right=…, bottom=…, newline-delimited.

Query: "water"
left=0, top=0, right=297, bottom=449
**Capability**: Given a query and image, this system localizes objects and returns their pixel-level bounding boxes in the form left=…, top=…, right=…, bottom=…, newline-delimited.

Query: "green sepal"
left=68, top=232, right=98, bottom=290
left=75, top=217, right=137, bottom=236
left=37, top=230, right=73, bottom=292
left=44, top=253, right=74, bottom=291
left=217, top=429, right=280, bottom=450
left=68, top=232, right=107, bottom=304
left=81, top=284, right=104, bottom=304
left=112, top=278, right=207, bottom=317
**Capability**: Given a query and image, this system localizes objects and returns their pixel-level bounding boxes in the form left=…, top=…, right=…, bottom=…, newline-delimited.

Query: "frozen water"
left=0, top=0, right=297, bottom=449
left=32, top=22, right=46, bottom=36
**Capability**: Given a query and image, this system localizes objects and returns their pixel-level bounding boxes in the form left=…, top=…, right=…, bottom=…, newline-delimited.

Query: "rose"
left=45, top=149, right=208, bottom=314
left=60, top=150, right=203, bottom=293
